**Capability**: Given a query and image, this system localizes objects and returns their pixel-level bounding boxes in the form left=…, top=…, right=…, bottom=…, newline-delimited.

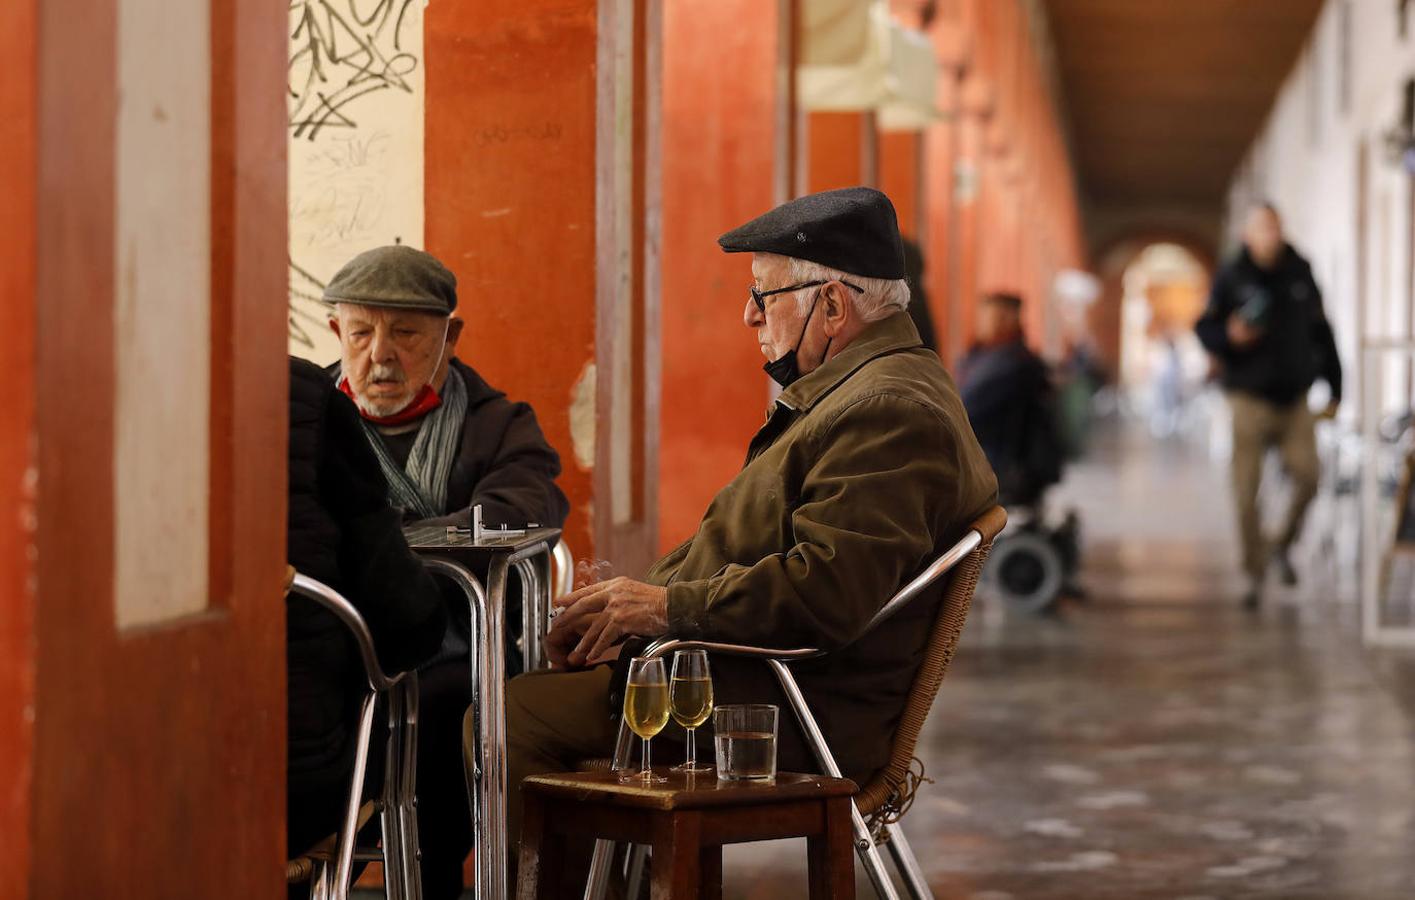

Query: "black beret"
left=717, top=187, right=906, bottom=280
left=323, top=245, right=457, bottom=315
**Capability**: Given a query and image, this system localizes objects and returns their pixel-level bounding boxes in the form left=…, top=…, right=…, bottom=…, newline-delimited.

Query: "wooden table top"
left=522, top=770, right=857, bottom=811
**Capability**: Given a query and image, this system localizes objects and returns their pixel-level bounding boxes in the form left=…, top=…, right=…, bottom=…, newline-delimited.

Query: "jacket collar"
left=774, top=312, right=923, bottom=413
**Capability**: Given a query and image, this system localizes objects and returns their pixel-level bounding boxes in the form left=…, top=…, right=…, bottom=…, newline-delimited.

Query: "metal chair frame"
left=583, top=525, right=992, bottom=900
left=286, top=573, right=425, bottom=900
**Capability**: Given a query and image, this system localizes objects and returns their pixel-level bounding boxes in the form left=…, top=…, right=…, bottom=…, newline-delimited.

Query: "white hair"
left=778, top=255, right=910, bottom=322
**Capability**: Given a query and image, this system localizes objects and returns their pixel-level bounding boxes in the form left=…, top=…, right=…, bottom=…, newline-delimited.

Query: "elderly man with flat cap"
left=322, top=244, right=569, bottom=898
left=500, top=187, right=997, bottom=868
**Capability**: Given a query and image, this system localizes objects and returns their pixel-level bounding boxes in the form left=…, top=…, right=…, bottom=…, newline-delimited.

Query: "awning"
left=798, top=0, right=940, bottom=131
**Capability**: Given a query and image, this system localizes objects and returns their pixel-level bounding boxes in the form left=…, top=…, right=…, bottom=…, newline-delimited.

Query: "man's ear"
left=329, top=316, right=342, bottom=339
left=446, top=316, right=466, bottom=349
left=823, top=282, right=853, bottom=332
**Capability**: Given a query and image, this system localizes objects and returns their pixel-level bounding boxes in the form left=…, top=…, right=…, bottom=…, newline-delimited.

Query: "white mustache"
left=368, top=363, right=405, bottom=384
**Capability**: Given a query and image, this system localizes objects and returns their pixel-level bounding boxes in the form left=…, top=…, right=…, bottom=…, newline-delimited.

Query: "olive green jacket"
left=645, top=312, right=997, bottom=781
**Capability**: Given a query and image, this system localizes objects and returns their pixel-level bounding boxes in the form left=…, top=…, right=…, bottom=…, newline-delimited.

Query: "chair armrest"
left=632, top=527, right=986, bottom=663
left=288, top=572, right=409, bottom=693
left=637, top=636, right=824, bottom=662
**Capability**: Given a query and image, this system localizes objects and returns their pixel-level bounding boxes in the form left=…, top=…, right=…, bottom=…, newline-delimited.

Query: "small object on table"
left=518, top=770, right=857, bottom=899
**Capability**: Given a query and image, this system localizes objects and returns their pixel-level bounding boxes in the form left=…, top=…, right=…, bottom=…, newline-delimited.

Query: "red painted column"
left=922, top=23, right=969, bottom=364
left=952, top=74, right=993, bottom=360
left=425, top=1, right=601, bottom=559
left=0, top=0, right=36, bottom=888
left=807, top=111, right=878, bottom=191
left=29, top=0, right=288, bottom=893
left=657, top=0, right=793, bottom=552
left=878, top=131, right=922, bottom=238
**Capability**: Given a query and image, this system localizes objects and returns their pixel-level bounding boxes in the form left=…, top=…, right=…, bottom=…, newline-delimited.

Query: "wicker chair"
left=584, top=505, right=1007, bottom=900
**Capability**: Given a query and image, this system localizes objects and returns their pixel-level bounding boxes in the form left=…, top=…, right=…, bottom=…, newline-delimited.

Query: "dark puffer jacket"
left=287, top=357, right=447, bottom=794
left=1195, top=244, right=1343, bottom=406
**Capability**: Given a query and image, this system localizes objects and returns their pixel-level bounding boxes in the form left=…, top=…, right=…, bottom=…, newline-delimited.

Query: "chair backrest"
left=854, top=505, right=1007, bottom=820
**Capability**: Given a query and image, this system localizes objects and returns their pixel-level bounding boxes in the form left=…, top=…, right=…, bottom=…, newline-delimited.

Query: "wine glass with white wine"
left=622, top=657, right=670, bottom=784
left=670, top=649, right=714, bottom=772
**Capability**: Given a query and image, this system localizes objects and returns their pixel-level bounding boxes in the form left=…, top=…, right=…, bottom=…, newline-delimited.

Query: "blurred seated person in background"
left=285, top=357, right=448, bottom=896
left=321, top=245, right=572, bottom=895
left=500, top=188, right=997, bottom=872
left=957, top=292, right=1063, bottom=508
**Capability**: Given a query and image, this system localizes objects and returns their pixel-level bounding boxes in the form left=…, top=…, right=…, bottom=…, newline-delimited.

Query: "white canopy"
left=798, top=0, right=940, bottom=131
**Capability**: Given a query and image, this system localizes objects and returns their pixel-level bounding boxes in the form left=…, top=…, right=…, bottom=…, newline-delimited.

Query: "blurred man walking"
left=1196, top=203, right=1342, bottom=608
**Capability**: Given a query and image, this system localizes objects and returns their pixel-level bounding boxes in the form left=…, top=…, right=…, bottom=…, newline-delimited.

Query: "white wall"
left=1227, top=0, right=1415, bottom=419
left=287, top=0, right=427, bottom=365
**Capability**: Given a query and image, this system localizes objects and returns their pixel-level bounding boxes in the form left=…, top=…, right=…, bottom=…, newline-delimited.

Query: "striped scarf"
left=347, top=366, right=469, bottom=519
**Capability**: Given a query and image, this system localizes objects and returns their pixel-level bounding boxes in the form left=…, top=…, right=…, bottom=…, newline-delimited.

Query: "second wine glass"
left=670, top=649, right=714, bottom=772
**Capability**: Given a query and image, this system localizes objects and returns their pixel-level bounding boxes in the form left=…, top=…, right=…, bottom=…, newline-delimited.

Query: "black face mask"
left=763, top=291, right=832, bottom=389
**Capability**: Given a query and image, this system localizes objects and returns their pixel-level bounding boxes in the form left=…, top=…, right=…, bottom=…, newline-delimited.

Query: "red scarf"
left=339, top=378, right=443, bottom=427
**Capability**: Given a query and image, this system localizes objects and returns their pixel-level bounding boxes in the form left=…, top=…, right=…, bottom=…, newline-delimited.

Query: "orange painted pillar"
left=26, top=0, right=289, bottom=894
left=426, top=0, right=603, bottom=561
left=922, top=22, right=969, bottom=365
left=807, top=111, right=878, bottom=192
left=952, top=74, right=993, bottom=361
left=878, top=131, right=921, bottom=239
left=0, top=0, right=36, bottom=886
left=657, top=0, right=795, bottom=552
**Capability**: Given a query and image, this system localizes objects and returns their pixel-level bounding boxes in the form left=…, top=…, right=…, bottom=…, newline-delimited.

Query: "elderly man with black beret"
left=500, top=187, right=998, bottom=868
left=321, top=245, right=569, bottom=898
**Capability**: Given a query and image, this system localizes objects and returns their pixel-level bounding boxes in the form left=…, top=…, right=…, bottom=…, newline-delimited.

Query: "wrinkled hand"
left=1227, top=314, right=1262, bottom=349
left=547, top=577, right=669, bottom=669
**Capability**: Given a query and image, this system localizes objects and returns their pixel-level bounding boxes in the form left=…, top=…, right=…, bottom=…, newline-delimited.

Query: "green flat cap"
left=322, top=245, right=457, bottom=314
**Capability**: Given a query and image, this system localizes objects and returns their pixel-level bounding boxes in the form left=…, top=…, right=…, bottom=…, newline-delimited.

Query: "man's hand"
left=547, top=577, right=669, bottom=669
left=1226, top=314, right=1262, bottom=349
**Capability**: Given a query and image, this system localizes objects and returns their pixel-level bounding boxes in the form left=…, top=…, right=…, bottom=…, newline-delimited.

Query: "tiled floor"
left=720, top=417, right=1415, bottom=899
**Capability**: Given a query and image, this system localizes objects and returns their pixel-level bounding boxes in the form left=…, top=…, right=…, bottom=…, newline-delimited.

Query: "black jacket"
left=957, top=337, right=1061, bottom=504
left=1196, top=244, right=1342, bottom=406
left=287, top=357, right=447, bottom=794
left=329, top=358, right=570, bottom=531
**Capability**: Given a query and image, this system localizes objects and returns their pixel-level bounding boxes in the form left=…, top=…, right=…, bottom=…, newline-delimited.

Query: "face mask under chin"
left=762, top=292, right=830, bottom=389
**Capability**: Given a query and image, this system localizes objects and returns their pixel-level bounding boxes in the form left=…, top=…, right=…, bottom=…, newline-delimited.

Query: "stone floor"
left=719, top=418, right=1415, bottom=899
left=360, top=416, right=1415, bottom=899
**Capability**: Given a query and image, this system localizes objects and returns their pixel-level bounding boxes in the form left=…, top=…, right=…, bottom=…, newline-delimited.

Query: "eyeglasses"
left=750, top=279, right=864, bottom=314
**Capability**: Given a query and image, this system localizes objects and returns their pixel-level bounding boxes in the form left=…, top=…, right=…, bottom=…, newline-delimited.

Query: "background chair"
left=285, top=571, right=424, bottom=900
left=585, top=506, right=1007, bottom=900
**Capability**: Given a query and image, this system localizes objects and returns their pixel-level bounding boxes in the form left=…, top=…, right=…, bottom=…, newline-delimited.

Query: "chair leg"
left=625, top=844, right=649, bottom=898
left=850, top=804, right=900, bottom=900
left=584, top=720, right=638, bottom=900
left=311, top=860, right=332, bottom=900
left=395, top=678, right=423, bottom=900
left=881, top=822, right=932, bottom=900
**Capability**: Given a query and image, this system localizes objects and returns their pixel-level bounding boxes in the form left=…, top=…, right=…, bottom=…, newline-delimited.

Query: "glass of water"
left=713, top=704, right=777, bottom=782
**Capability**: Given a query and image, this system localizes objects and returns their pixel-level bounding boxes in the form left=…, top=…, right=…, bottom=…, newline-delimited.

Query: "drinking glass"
left=669, top=650, right=714, bottom=772
left=622, top=657, right=670, bottom=783
left=713, top=704, right=778, bottom=782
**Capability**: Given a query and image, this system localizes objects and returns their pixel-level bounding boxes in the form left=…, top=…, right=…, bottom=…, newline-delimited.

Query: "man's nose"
left=744, top=297, right=764, bottom=328
left=368, top=327, right=397, bottom=362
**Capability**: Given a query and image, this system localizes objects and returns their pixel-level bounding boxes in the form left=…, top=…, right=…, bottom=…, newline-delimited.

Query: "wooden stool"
left=518, top=770, right=858, bottom=899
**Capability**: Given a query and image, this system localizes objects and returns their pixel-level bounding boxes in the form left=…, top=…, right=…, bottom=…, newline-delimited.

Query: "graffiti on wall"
left=287, top=0, right=425, bottom=363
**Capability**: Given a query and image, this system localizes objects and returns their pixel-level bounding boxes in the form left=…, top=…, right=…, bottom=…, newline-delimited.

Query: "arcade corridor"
left=725, top=420, right=1415, bottom=899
